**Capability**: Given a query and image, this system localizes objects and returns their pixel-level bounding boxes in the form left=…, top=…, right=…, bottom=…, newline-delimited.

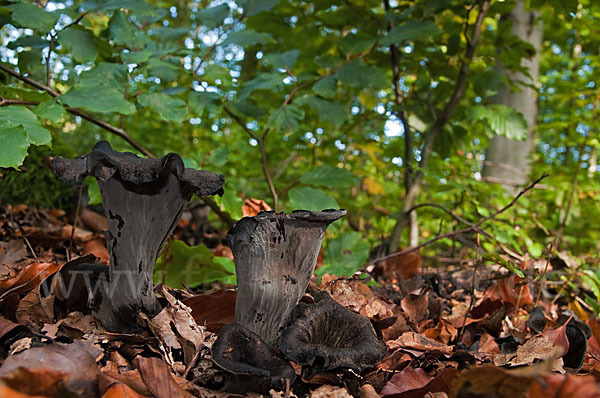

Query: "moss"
left=0, top=141, right=78, bottom=211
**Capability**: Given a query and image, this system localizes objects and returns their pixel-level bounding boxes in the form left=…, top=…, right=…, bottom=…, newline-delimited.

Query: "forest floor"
left=1, top=203, right=600, bottom=398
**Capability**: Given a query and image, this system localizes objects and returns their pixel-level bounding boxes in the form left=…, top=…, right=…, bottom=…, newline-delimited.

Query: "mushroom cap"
left=53, top=140, right=224, bottom=197
left=277, top=291, right=387, bottom=379
left=211, top=322, right=296, bottom=390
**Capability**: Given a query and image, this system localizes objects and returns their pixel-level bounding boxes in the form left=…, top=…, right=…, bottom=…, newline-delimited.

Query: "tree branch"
left=367, top=173, right=548, bottom=269
left=0, top=63, right=153, bottom=157
left=388, top=0, right=491, bottom=252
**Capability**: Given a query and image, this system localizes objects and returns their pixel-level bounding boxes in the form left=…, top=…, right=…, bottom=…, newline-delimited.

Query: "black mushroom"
left=278, top=291, right=387, bottom=379
left=211, top=322, right=296, bottom=392
left=53, top=140, right=224, bottom=332
left=228, top=209, right=346, bottom=345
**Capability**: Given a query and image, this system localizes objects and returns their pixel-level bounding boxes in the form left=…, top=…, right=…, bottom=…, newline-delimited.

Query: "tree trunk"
left=482, top=1, right=543, bottom=192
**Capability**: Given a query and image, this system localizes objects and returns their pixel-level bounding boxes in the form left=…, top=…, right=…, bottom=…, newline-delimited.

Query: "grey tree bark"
left=482, top=1, right=543, bottom=193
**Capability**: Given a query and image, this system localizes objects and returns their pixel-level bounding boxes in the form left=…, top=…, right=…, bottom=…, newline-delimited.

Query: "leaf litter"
left=0, top=203, right=599, bottom=397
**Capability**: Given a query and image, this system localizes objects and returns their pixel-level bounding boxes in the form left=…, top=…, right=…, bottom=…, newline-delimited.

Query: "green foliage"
left=0, top=144, right=77, bottom=210
left=154, top=240, right=234, bottom=288
left=1, top=0, right=598, bottom=285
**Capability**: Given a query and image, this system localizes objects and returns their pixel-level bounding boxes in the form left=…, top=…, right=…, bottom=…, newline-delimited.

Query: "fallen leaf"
left=401, top=292, right=428, bottom=324
left=182, top=289, right=236, bottom=333
left=0, top=261, right=61, bottom=297
left=82, top=238, right=109, bottom=265
left=133, top=356, right=192, bottom=398
left=242, top=198, right=272, bottom=217
left=387, top=332, right=453, bottom=356
left=80, top=208, right=108, bottom=233
left=450, top=361, right=554, bottom=398
left=377, top=250, right=422, bottom=280
left=1, top=367, right=68, bottom=397
left=323, top=278, right=373, bottom=312
left=527, top=374, right=600, bottom=398
left=142, top=286, right=207, bottom=366
left=102, top=382, right=147, bottom=398
left=311, top=384, right=352, bottom=398
left=0, top=341, right=102, bottom=398
left=381, top=366, right=458, bottom=398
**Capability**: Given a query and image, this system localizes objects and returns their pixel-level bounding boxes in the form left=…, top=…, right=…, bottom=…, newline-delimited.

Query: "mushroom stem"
left=228, top=210, right=345, bottom=345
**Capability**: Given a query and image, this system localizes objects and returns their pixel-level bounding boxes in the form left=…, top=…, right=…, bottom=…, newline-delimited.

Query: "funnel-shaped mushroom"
left=278, top=291, right=387, bottom=379
left=211, top=322, right=295, bottom=392
left=228, top=210, right=345, bottom=345
left=53, top=141, right=224, bottom=331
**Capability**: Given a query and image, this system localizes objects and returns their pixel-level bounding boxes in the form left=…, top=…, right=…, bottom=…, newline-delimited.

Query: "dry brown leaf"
left=242, top=198, right=272, bottom=217
left=527, top=374, right=600, bottom=398
left=376, top=250, right=421, bottom=281
left=0, top=261, right=61, bottom=296
left=0, top=381, right=48, bottom=398
left=508, top=335, right=564, bottom=366
left=182, top=289, right=236, bottom=333
left=142, top=286, right=207, bottom=366
left=80, top=208, right=108, bottom=233
left=387, top=332, right=453, bottom=356
left=381, top=367, right=458, bottom=398
left=82, top=238, right=109, bottom=265
left=450, top=361, right=554, bottom=398
left=133, top=356, right=192, bottom=398
left=102, top=382, right=147, bottom=398
left=100, top=361, right=151, bottom=397
left=401, top=292, right=428, bottom=324
left=0, top=340, right=102, bottom=398
left=322, top=278, right=373, bottom=312
left=311, top=385, right=352, bottom=398
left=1, top=367, right=68, bottom=397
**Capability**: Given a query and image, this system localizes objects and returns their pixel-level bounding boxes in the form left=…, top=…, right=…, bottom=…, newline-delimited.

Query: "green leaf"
left=0, top=124, right=29, bottom=168
left=108, top=10, right=137, bottom=46
left=138, top=93, right=187, bottom=122
left=312, top=76, right=337, bottom=99
left=197, top=3, right=229, bottom=29
left=335, top=59, right=388, bottom=90
left=152, top=27, right=188, bottom=42
left=469, top=104, right=528, bottom=140
left=267, top=104, right=304, bottom=132
left=188, top=91, right=221, bottom=115
left=300, top=165, right=359, bottom=188
left=81, top=0, right=157, bottom=15
left=238, top=73, right=282, bottom=101
left=264, top=49, right=300, bottom=69
left=241, top=0, right=280, bottom=17
left=317, top=231, right=370, bottom=277
left=58, top=26, right=98, bottom=63
left=228, top=100, right=266, bottom=118
left=121, top=49, right=152, bottom=64
left=297, top=95, right=346, bottom=126
left=474, top=69, right=504, bottom=98
left=223, top=30, right=272, bottom=46
left=33, top=101, right=65, bottom=123
left=288, top=187, right=339, bottom=211
left=0, top=106, right=51, bottom=146
left=380, top=20, right=442, bottom=46
left=154, top=240, right=232, bottom=288
left=59, top=85, right=136, bottom=114
left=85, top=176, right=102, bottom=206
left=219, top=187, right=243, bottom=220
left=7, top=35, right=48, bottom=50
left=147, top=58, right=180, bottom=81
left=79, top=63, right=128, bottom=89
left=0, top=87, right=51, bottom=103
left=207, top=147, right=229, bottom=167
left=8, top=3, right=57, bottom=32
left=340, top=34, right=377, bottom=55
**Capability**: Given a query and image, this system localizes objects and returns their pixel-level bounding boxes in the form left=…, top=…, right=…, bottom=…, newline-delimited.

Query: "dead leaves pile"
left=1, top=204, right=600, bottom=397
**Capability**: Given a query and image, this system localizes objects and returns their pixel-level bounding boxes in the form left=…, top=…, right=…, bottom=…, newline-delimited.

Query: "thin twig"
left=223, top=104, right=279, bottom=211
left=365, top=173, right=548, bottom=269
left=405, top=202, right=491, bottom=238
